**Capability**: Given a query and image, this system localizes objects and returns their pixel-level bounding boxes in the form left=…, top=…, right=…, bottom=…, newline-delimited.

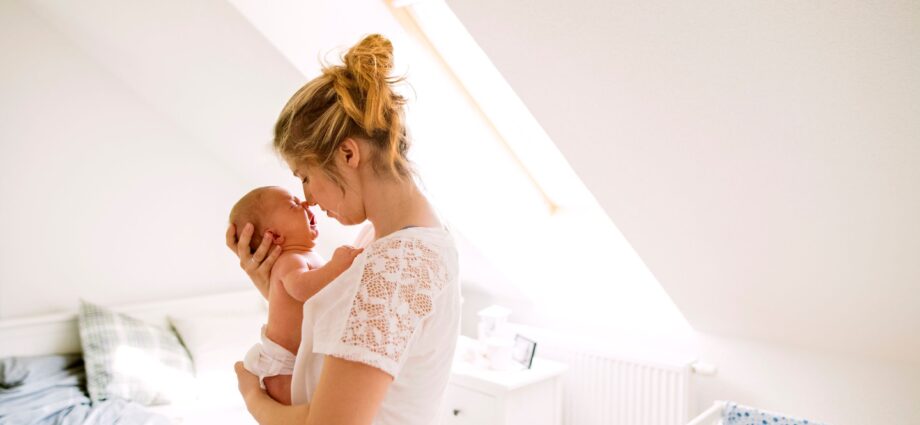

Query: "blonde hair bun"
left=275, top=33, right=412, bottom=183
left=329, top=34, right=403, bottom=137
left=344, top=34, right=395, bottom=81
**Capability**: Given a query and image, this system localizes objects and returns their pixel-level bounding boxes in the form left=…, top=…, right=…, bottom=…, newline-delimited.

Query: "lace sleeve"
left=315, top=236, right=449, bottom=378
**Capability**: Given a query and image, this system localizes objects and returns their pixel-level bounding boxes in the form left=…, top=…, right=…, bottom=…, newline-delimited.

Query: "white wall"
left=692, top=332, right=920, bottom=424
left=0, top=0, right=523, bottom=322
left=444, top=0, right=920, bottom=423
left=446, top=0, right=920, bottom=367
left=0, top=0, right=359, bottom=318
left=2, top=0, right=692, bottom=357
left=0, top=0, right=235, bottom=317
left=1, top=0, right=693, bottom=347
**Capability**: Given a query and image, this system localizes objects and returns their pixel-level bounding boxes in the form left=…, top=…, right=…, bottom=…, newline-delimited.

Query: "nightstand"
left=440, top=337, right=568, bottom=425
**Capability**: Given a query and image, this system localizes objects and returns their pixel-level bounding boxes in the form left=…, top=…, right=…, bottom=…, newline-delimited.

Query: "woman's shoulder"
left=311, top=226, right=459, bottom=379
left=368, top=225, right=455, bottom=248
left=364, top=227, right=457, bottom=268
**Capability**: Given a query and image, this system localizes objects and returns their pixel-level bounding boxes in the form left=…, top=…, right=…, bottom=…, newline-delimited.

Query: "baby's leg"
left=263, top=375, right=293, bottom=405
left=262, top=280, right=304, bottom=405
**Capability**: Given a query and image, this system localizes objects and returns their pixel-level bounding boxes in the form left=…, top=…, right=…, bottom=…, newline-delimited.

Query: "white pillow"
left=168, top=311, right=267, bottom=407
left=78, top=300, right=196, bottom=405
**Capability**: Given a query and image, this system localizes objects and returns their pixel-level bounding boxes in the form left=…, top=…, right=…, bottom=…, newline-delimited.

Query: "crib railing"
left=686, top=400, right=727, bottom=425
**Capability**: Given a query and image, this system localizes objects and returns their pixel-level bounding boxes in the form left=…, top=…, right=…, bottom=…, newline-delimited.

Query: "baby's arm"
left=279, top=246, right=364, bottom=302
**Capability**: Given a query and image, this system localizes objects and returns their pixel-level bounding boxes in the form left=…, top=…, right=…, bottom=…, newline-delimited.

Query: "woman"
left=225, top=34, right=460, bottom=424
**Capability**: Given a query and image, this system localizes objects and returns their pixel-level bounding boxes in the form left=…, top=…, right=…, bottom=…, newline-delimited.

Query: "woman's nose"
left=300, top=190, right=314, bottom=206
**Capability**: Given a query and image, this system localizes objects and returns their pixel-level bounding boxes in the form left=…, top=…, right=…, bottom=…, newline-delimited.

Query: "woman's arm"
left=235, top=362, right=310, bottom=424
left=305, top=356, right=393, bottom=425
left=225, top=223, right=282, bottom=300
left=235, top=357, right=391, bottom=425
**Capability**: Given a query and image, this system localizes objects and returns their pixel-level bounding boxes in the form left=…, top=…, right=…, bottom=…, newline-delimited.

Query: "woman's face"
left=288, top=158, right=364, bottom=226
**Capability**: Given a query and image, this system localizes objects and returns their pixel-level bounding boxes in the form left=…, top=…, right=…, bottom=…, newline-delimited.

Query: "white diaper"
left=243, top=325, right=296, bottom=389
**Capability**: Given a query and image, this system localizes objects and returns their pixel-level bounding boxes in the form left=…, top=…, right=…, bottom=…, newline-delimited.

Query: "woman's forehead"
left=290, top=163, right=311, bottom=176
left=284, top=157, right=310, bottom=174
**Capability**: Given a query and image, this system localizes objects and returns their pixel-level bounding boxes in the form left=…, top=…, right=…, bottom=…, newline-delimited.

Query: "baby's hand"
left=329, top=245, right=364, bottom=269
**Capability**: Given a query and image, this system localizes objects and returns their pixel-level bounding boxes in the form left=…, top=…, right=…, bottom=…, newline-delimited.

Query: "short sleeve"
left=315, top=236, right=450, bottom=378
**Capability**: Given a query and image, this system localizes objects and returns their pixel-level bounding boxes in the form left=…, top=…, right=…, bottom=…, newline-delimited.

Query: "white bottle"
left=477, top=305, right=515, bottom=370
left=476, top=305, right=512, bottom=342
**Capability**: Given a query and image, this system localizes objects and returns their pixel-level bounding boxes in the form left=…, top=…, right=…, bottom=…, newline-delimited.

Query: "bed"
left=0, top=290, right=267, bottom=424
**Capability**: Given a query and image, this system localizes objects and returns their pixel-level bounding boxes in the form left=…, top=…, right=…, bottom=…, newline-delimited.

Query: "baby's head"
left=229, top=186, right=318, bottom=253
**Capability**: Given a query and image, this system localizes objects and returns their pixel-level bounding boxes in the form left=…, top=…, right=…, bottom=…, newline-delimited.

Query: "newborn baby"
left=229, top=186, right=362, bottom=405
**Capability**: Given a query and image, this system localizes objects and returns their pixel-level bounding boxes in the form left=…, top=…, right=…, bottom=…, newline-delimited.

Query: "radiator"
left=513, top=326, right=693, bottom=425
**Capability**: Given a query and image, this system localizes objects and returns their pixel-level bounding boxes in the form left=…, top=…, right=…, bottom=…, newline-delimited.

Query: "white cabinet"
left=442, top=384, right=502, bottom=424
left=441, top=352, right=567, bottom=425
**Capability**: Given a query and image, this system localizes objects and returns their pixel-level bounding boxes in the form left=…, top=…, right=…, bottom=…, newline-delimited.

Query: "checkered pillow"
left=77, top=300, right=195, bottom=405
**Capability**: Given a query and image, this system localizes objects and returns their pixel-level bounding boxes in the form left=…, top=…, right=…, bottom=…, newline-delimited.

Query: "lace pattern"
left=339, top=236, right=449, bottom=365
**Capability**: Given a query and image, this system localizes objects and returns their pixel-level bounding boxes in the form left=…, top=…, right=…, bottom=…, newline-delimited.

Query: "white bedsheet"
left=147, top=401, right=255, bottom=424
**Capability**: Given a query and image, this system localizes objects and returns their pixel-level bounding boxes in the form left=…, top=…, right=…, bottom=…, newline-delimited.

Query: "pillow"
left=167, top=311, right=266, bottom=407
left=77, top=300, right=195, bottom=405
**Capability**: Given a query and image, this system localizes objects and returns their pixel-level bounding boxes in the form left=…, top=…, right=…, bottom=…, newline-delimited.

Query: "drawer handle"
left=452, top=409, right=461, bottom=416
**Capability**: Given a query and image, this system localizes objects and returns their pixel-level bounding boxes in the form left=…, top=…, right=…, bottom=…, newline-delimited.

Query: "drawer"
left=441, top=383, right=502, bottom=425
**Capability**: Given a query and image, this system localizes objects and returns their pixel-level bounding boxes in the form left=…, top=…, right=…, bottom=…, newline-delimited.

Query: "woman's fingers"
left=258, top=245, right=283, bottom=274
left=235, top=361, right=260, bottom=398
left=236, top=223, right=255, bottom=262
left=248, top=232, right=274, bottom=271
left=225, top=223, right=238, bottom=253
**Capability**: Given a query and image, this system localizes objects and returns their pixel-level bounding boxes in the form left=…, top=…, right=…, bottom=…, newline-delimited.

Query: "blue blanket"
left=724, top=401, right=826, bottom=425
left=0, top=354, right=170, bottom=425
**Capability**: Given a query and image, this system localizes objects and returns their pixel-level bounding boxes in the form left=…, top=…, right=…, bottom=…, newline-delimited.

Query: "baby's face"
left=264, top=187, right=318, bottom=242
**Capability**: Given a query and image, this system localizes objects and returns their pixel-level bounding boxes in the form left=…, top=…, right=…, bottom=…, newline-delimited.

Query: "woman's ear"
left=339, top=138, right=361, bottom=169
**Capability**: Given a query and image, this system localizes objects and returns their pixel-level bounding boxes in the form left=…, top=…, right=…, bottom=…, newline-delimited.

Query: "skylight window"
left=389, top=0, right=695, bottom=348
left=392, top=0, right=596, bottom=213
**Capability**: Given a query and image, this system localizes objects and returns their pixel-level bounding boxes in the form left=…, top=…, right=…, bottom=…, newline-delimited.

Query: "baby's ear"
left=265, top=229, right=285, bottom=245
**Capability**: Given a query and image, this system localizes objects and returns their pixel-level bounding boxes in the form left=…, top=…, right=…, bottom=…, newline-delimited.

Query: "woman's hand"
left=235, top=361, right=311, bottom=423
left=235, top=361, right=262, bottom=401
left=226, top=223, right=282, bottom=299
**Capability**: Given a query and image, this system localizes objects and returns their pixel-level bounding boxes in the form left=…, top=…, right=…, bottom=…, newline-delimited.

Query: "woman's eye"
left=301, top=177, right=308, bottom=184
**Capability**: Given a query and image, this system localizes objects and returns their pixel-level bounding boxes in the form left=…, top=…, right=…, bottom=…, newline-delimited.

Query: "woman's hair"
left=273, top=34, right=412, bottom=187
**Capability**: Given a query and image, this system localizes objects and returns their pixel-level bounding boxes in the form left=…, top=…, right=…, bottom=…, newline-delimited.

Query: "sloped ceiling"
left=18, top=0, right=367, bottom=260
left=12, top=0, right=522, bottom=318
left=446, top=0, right=920, bottom=364
left=16, top=0, right=917, bottom=364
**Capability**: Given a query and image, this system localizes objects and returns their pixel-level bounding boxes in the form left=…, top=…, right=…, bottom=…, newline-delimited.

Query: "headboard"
left=0, top=289, right=266, bottom=358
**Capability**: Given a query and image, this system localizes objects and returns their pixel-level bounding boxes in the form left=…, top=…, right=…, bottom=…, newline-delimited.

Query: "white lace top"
left=290, top=225, right=461, bottom=425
